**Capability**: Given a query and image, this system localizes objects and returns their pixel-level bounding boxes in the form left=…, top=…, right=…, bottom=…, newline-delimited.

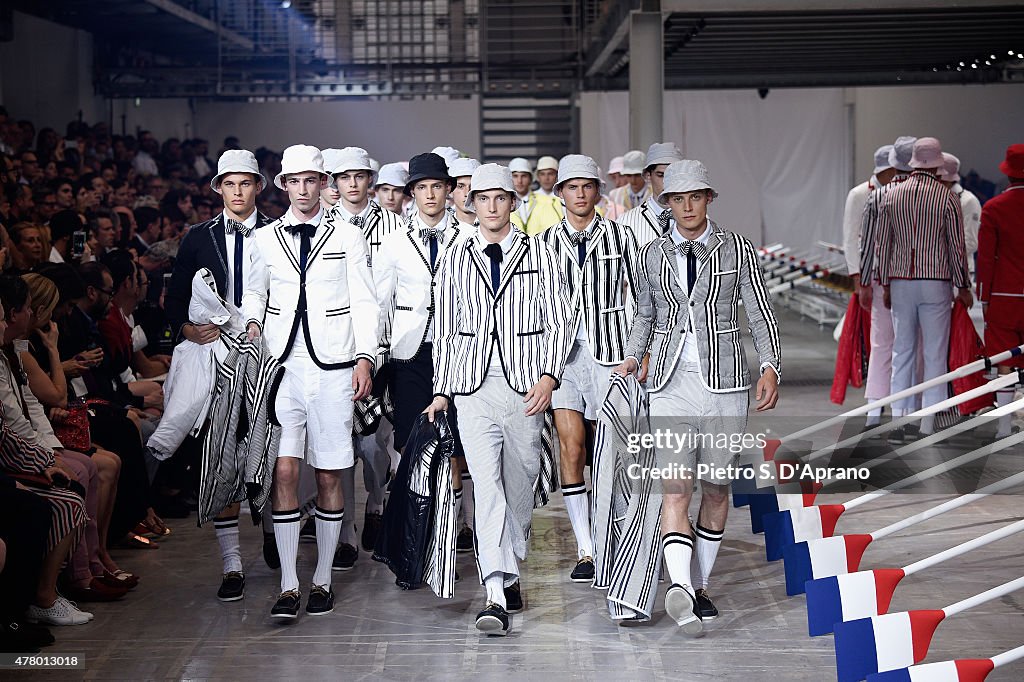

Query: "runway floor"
left=17, top=308, right=1024, bottom=681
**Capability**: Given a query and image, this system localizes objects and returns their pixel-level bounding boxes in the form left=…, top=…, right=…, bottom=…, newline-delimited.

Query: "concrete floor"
left=18, top=308, right=1024, bottom=681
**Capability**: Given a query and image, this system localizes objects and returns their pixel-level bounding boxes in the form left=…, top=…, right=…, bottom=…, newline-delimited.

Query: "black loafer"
left=475, top=602, right=510, bottom=636
left=270, top=589, right=301, bottom=620
left=361, top=512, right=383, bottom=552
left=887, top=427, right=906, bottom=443
left=305, top=585, right=335, bottom=616
left=694, top=589, right=719, bottom=620
left=570, top=556, right=595, bottom=583
left=263, top=532, right=281, bottom=570
left=504, top=580, right=524, bottom=613
left=299, top=517, right=317, bottom=542
left=332, top=543, right=358, bottom=571
left=217, top=571, right=245, bottom=602
left=456, top=527, right=475, bottom=553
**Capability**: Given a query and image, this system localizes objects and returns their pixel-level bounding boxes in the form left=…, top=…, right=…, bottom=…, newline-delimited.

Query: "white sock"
left=694, top=524, right=724, bottom=590
left=562, top=482, right=594, bottom=558
left=484, top=574, right=506, bottom=608
left=454, top=487, right=463, bottom=524
left=662, top=532, right=694, bottom=588
left=312, top=506, right=343, bottom=588
left=996, top=389, right=1014, bottom=438
left=214, top=515, right=242, bottom=574
left=273, top=508, right=301, bottom=593
left=340, top=466, right=357, bottom=546
left=919, top=414, right=935, bottom=436
left=865, top=407, right=882, bottom=427
left=461, top=472, right=475, bottom=529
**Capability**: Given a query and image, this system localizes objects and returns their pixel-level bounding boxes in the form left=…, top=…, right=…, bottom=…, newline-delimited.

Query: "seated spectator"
left=130, top=206, right=161, bottom=257
left=32, top=188, right=58, bottom=224
left=45, top=210, right=85, bottom=264
left=87, top=209, right=117, bottom=259
left=73, top=177, right=99, bottom=214
left=98, top=251, right=170, bottom=385
left=8, top=222, right=49, bottom=271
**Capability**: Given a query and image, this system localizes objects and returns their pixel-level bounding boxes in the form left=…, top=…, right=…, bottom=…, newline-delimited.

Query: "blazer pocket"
left=322, top=251, right=347, bottom=261
left=597, top=253, right=621, bottom=260
left=457, top=331, right=475, bottom=337
left=514, top=269, right=540, bottom=276
left=715, top=327, right=739, bottom=334
left=714, top=268, right=738, bottom=276
left=267, top=305, right=281, bottom=315
left=396, top=305, right=414, bottom=312
left=601, top=305, right=625, bottom=314
left=518, top=329, right=544, bottom=337
left=326, top=306, right=351, bottom=317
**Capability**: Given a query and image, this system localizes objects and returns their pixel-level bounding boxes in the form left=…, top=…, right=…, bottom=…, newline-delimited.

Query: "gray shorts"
left=551, top=341, right=613, bottom=421
left=648, top=364, right=749, bottom=485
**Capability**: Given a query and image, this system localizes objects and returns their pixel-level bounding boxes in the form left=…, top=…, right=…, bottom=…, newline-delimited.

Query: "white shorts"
left=275, top=355, right=355, bottom=470
left=552, top=341, right=614, bottom=421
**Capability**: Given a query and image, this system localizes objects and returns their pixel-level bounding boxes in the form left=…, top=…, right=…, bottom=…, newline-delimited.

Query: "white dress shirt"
left=223, top=210, right=260, bottom=308
left=334, top=201, right=372, bottom=226
left=476, top=227, right=519, bottom=368
left=669, top=224, right=712, bottom=365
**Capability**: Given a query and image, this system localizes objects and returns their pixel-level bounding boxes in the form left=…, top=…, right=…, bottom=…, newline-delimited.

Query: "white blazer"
left=373, top=210, right=472, bottom=361
left=242, top=209, right=379, bottom=370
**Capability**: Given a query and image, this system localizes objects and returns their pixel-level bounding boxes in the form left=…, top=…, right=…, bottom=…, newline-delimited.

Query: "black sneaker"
left=361, top=512, right=383, bottom=552
left=504, top=580, right=524, bottom=613
left=475, top=602, right=510, bottom=636
left=887, top=427, right=906, bottom=444
left=694, top=589, right=719, bottom=620
left=665, top=583, right=702, bottom=635
left=332, top=543, right=358, bottom=571
left=305, top=585, right=335, bottom=616
left=570, top=556, right=595, bottom=583
left=299, top=517, right=317, bottom=542
left=263, top=532, right=281, bottom=570
left=456, top=527, right=475, bottom=553
left=217, top=571, right=245, bottom=602
left=270, top=589, right=301, bottom=620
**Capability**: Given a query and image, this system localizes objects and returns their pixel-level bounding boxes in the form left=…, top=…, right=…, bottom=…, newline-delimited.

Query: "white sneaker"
left=62, top=597, right=94, bottom=622
left=25, top=597, right=93, bottom=626
left=665, top=583, right=703, bottom=636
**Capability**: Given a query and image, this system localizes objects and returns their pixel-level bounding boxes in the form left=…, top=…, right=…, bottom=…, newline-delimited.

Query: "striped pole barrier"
left=867, top=643, right=1024, bottom=682
left=780, top=469, right=1024, bottom=595
left=805, top=518, right=1024, bottom=635
left=833, top=577, right=1024, bottom=682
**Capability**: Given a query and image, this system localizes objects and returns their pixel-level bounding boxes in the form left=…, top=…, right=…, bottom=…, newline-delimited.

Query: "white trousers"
left=455, top=366, right=544, bottom=584
left=889, top=279, right=952, bottom=415
left=865, top=281, right=895, bottom=402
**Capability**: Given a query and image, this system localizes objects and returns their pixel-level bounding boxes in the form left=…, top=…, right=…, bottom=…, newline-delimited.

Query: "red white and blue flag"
left=805, top=568, right=906, bottom=636
left=833, top=610, right=945, bottom=682
left=867, top=659, right=996, bottom=682
left=782, top=534, right=872, bottom=595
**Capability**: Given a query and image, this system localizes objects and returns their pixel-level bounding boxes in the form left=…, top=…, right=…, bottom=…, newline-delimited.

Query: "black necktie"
left=420, top=227, right=443, bottom=270
left=232, top=230, right=243, bottom=307
left=658, top=209, right=672, bottom=235
left=284, top=223, right=316, bottom=271
left=568, top=229, right=588, bottom=268
left=687, top=249, right=697, bottom=295
left=483, top=243, right=503, bottom=294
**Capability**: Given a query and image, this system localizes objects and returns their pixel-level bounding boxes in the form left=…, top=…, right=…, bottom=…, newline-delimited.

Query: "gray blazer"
left=624, top=221, right=782, bottom=393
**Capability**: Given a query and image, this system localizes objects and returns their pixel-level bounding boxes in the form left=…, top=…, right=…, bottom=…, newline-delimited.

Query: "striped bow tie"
left=419, top=227, right=444, bottom=244
left=668, top=239, right=709, bottom=260
left=657, top=209, right=672, bottom=234
left=349, top=215, right=365, bottom=228
left=567, top=229, right=588, bottom=246
left=225, top=218, right=253, bottom=237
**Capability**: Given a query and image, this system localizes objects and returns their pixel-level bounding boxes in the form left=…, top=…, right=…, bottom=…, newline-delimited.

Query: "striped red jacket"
left=874, top=171, right=970, bottom=288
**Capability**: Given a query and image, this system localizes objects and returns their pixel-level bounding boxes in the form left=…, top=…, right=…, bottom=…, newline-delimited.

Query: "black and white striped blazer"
left=433, top=228, right=574, bottom=398
left=617, top=200, right=665, bottom=248
left=624, top=221, right=782, bottom=393
left=535, top=215, right=641, bottom=365
left=329, top=199, right=403, bottom=259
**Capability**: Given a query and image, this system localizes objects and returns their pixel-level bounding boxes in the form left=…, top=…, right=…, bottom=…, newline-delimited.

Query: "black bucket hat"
left=404, top=152, right=454, bottom=197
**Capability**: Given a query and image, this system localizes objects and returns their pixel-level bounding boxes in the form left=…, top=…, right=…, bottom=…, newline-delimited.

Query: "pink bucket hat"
left=909, top=137, right=944, bottom=170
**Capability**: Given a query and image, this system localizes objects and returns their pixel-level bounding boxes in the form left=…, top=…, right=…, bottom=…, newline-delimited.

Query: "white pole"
left=903, top=519, right=1024, bottom=576
left=991, top=644, right=1024, bottom=668
left=943, top=576, right=1024, bottom=618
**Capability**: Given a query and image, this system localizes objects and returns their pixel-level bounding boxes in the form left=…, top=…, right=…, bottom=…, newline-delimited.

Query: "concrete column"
left=628, top=11, right=663, bottom=150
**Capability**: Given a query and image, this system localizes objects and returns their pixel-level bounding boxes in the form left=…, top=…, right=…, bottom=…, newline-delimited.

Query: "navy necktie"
left=430, top=237, right=438, bottom=271
left=568, top=229, right=588, bottom=268
left=284, top=223, right=316, bottom=272
left=687, top=250, right=697, bottom=295
left=419, top=227, right=443, bottom=270
left=233, top=230, right=243, bottom=307
left=483, top=243, right=503, bottom=294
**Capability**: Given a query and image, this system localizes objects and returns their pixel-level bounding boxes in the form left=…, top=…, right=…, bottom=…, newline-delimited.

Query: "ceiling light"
left=281, top=0, right=291, bottom=7
left=971, top=63, right=978, bottom=69
left=990, top=54, right=997, bottom=59
left=959, top=61, right=965, bottom=66
left=1010, top=50, right=1016, bottom=55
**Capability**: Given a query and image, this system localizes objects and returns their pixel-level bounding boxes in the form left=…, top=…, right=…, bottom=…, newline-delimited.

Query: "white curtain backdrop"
left=583, top=89, right=850, bottom=250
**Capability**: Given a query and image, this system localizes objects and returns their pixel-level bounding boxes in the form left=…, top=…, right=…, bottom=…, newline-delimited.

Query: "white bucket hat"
left=555, top=154, right=602, bottom=190
left=910, top=137, right=944, bottom=170
left=659, top=159, right=718, bottom=202
left=431, top=146, right=461, bottom=168
left=449, top=157, right=481, bottom=179
left=536, top=155, right=559, bottom=173
left=621, top=149, right=646, bottom=175
left=873, top=144, right=894, bottom=175
left=608, top=155, right=625, bottom=175
left=509, top=157, right=533, bottom=175
left=466, top=163, right=521, bottom=211
left=375, top=162, right=409, bottom=188
left=211, top=149, right=266, bottom=193
left=329, top=146, right=377, bottom=184
left=369, top=157, right=381, bottom=173
left=645, top=142, right=684, bottom=171
left=889, top=136, right=917, bottom=172
left=939, top=152, right=961, bottom=182
left=274, top=144, right=327, bottom=190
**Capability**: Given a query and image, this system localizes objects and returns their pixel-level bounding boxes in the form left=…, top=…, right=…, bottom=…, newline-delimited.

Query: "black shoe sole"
left=306, top=606, right=334, bottom=616
left=475, top=615, right=509, bottom=635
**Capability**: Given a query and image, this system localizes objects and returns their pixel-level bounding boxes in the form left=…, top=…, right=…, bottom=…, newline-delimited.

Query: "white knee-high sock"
left=662, top=532, right=694, bottom=588
left=454, top=487, right=463, bottom=525
left=312, top=505, right=343, bottom=588
left=484, top=574, right=506, bottom=608
left=865, top=407, right=882, bottom=426
left=339, top=466, right=357, bottom=546
left=694, top=524, right=724, bottom=591
left=562, top=482, right=594, bottom=558
left=996, top=389, right=1014, bottom=438
left=273, top=508, right=301, bottom=593
left=461, top=471, right=475, bottom=529
left=214, top=515, right=242, bottom=574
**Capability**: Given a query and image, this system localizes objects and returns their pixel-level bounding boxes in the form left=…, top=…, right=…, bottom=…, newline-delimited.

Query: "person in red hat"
left=977, top=143, right=1024, bottom=438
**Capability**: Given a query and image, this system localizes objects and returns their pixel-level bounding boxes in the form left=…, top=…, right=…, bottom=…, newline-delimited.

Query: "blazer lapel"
left=405, top=225, right=431, bottom=273
left=465, top=239, right=493, bottom=297
left=494, top=231, right=529, bottom=301
left=306, top=212, right=336, bottom=268
left=641, top=203, right=660, bottom=236
left=273, top=222, right=302, bottom=274
left=210, top=216, right=229, bottom=283
left=696, top=222, right=726, bottom=281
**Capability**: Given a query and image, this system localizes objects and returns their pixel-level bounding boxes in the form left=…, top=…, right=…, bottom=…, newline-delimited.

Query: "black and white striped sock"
left=213, top=514, right=242, bottom=574
left=312, top=505, right=344, bottom=588
left=562, top=482, right=593, bottom=558
left=461, top=471, right=475, bottom=529
left=272, top=508, right=302, bottom=592
left=694, top=524, right=724, bottom=591
left=661, top=532, right=694, bottom=588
